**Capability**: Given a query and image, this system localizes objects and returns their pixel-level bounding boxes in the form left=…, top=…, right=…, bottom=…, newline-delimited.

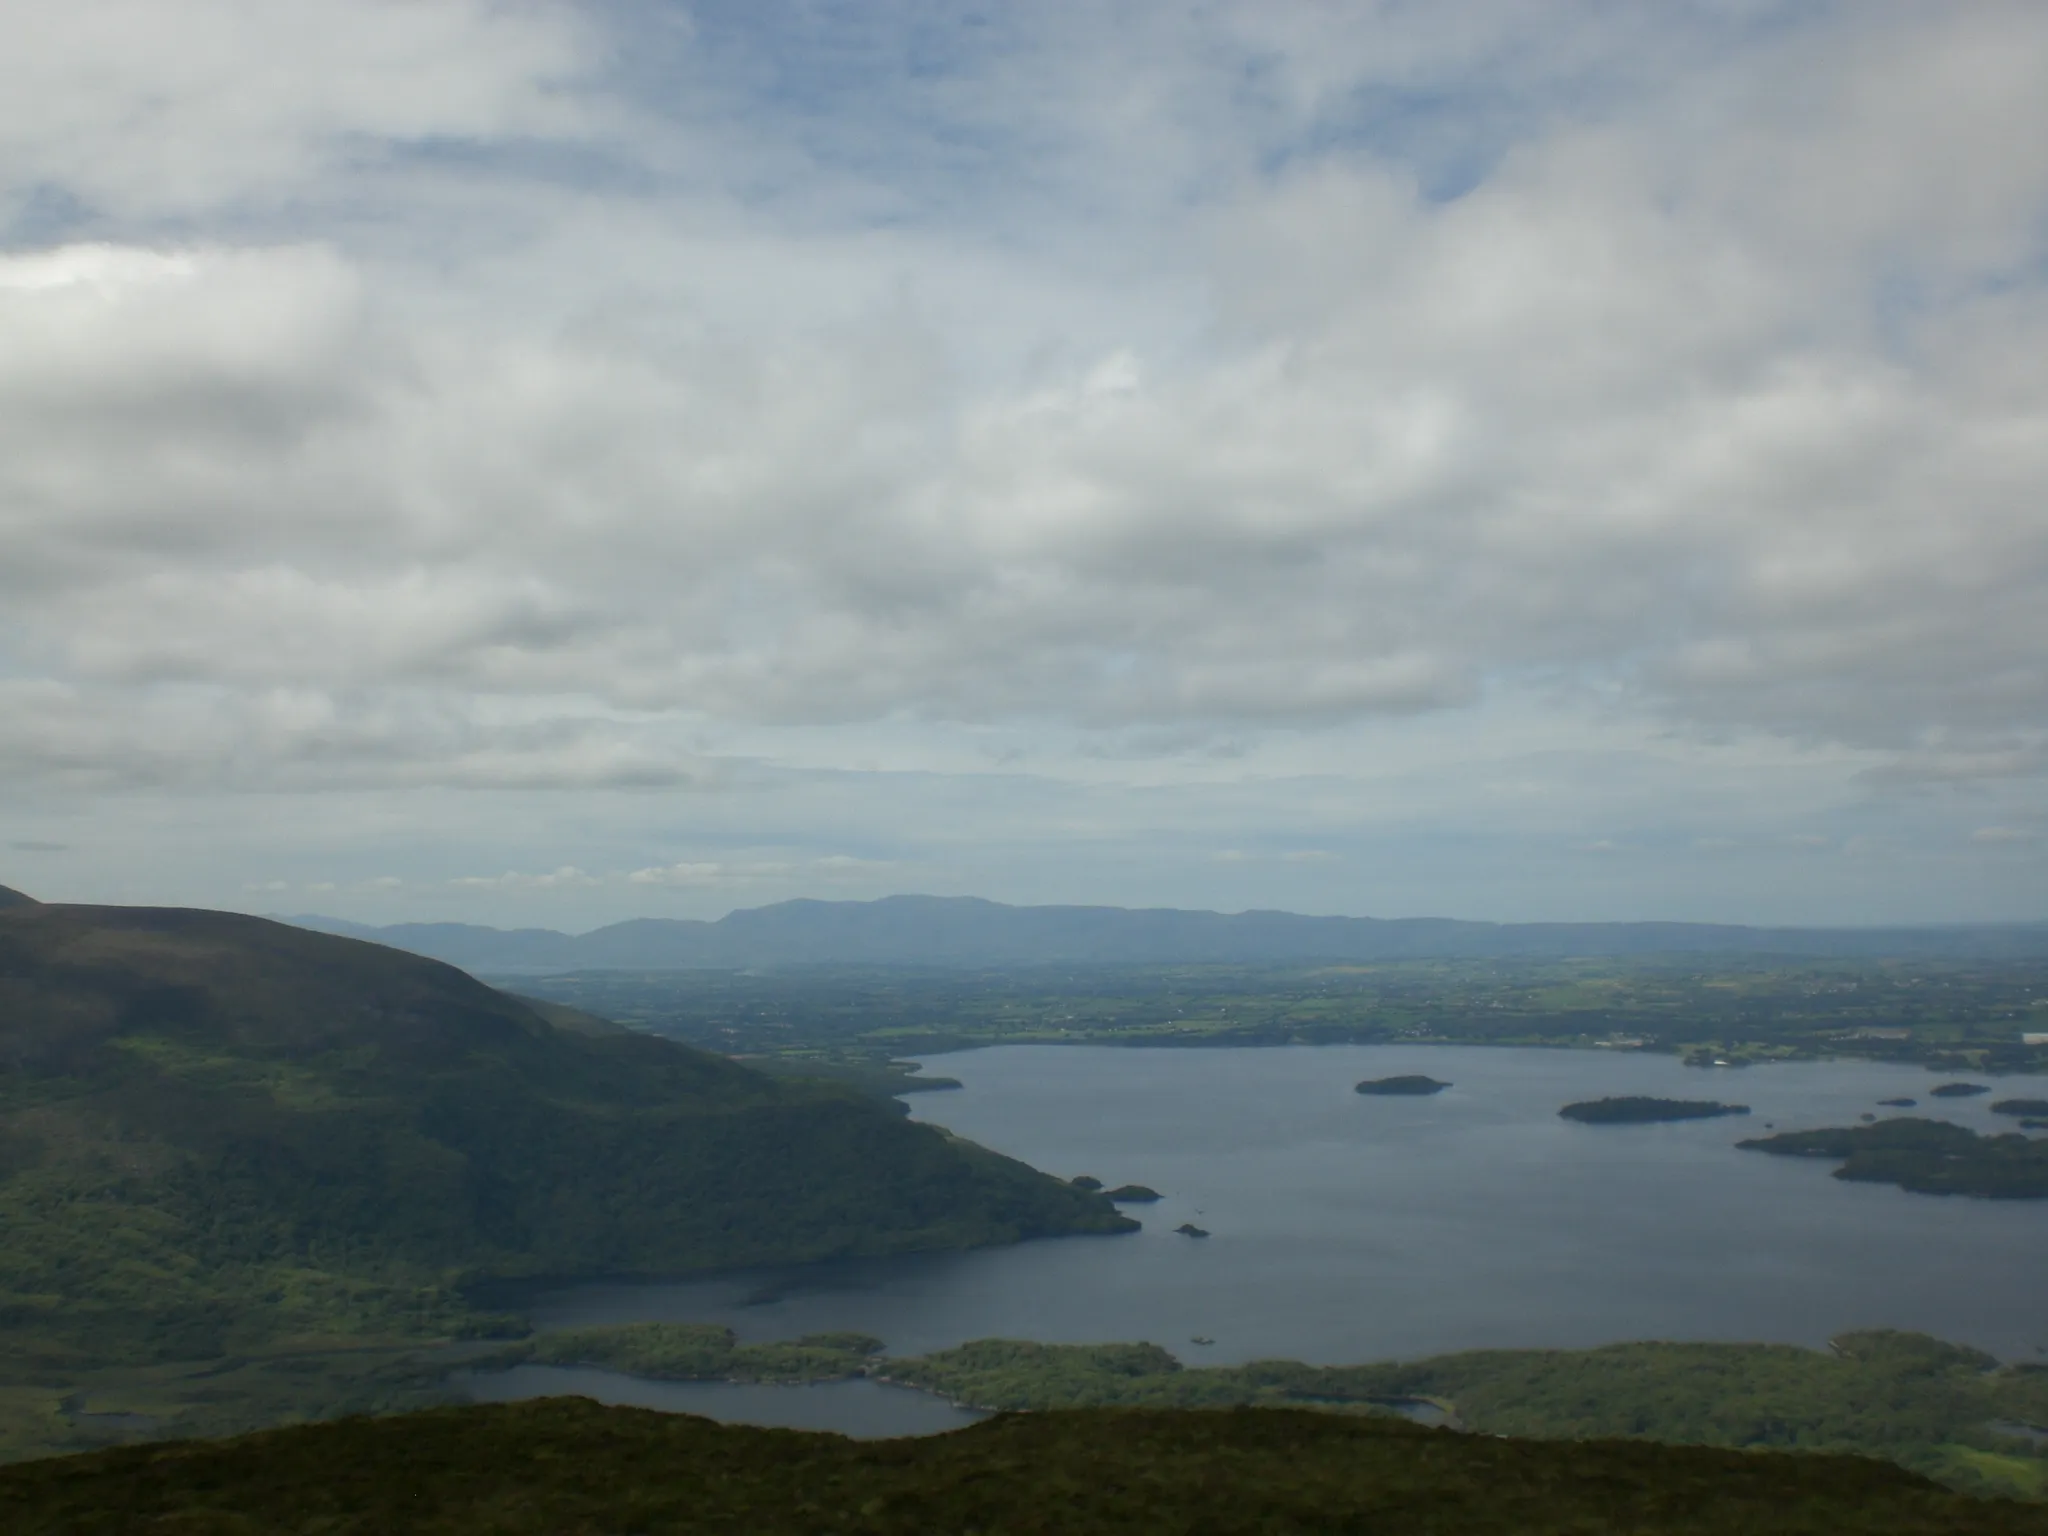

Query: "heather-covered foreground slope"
left=4, top=1400, right=2043, bottom=1535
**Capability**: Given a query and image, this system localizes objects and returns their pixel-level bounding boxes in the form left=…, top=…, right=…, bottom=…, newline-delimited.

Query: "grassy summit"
left=3, top=1399, right=2042, bottom=1535
left=0, top=900, right=1131, bottom=1455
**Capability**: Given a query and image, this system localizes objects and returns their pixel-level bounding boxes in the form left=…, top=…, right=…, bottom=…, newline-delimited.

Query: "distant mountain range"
left=286, top=895, right=2048, bottom=973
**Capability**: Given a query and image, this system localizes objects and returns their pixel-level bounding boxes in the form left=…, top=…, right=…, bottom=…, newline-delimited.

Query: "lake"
left=468, top=1044, right=2048, bottom=1431
left=458, top=1366, right=983, bottom=1437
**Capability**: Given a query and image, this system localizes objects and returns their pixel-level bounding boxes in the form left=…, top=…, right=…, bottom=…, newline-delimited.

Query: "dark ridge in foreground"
left=4, top=1399, right=2041, bottom=1536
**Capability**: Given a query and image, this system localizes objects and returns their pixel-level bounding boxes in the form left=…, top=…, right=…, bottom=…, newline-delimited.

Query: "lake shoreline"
left=503, top=1045, right=2048, bottom=1399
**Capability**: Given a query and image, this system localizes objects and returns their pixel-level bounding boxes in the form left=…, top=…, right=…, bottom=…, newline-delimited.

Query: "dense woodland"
left=423, top=1319, right=2048, bottom=1500
left=0, top=900, right=1129, bottom=1461
left=874, top=1330, right=2048, bottom=1498
left=495, top=1322, right=884, bottom=1383
left=1740, top=1118, right=2048, bottom=1197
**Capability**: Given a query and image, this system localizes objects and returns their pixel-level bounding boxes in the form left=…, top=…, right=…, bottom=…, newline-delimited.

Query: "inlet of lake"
left=461, top=1044, right=2048, bottom=1436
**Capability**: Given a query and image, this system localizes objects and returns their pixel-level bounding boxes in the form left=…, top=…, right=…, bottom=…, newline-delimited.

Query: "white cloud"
left=1971, top=826, right=2039, bottom=846
left=7, top=170, right=2042, bottom=763
left=625, top=860, right=797, bottom=887
left=0, top=0, right=598, bottom=218
left=449, top=865, right=598, bottom=892
left=812, top=854, right=896, bottom=878
left=1, top=2, right=2044, bottom=923
left=0, top=677, right=714, bottom=792
left=626, top=861, right=734, bottom=887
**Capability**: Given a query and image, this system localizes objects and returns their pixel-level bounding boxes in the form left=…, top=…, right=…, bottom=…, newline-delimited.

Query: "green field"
left=503, top=955, right=2048, bottom=1076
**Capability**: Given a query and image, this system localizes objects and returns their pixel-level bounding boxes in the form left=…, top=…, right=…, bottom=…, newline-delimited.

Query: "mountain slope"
left=290, top=895, right=2048, bottom=973
left=5, top=1400, right=2042, bottom=1535
left=0, top=902, right=1132, bottom=1376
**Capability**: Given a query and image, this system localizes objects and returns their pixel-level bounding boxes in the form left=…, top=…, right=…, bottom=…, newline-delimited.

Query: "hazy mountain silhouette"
left=287, top=894, right=2048, bottom=973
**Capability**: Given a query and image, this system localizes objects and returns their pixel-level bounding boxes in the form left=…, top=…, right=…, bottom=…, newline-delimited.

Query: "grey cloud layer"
left=1, top=1, right=2044, bottom=797
left=3, top=0, right=596, bottom=218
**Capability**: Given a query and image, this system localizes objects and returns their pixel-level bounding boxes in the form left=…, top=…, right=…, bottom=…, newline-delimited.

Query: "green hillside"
left=876, top=1330, right=2048, bottom=1497
left=5, top=1399, right=2043, bottom=1535
left=0, top=901, right=1132, bottom=1456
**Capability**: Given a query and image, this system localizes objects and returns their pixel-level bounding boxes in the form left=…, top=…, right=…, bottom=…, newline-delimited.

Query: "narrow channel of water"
left=458, top=1365, right=983, bottom=1437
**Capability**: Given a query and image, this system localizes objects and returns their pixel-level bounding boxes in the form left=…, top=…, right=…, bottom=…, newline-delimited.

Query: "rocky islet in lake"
left=1354, top=1075, right=1452, bottom=1096
left=1558, top=1096, right=1751, bottom=1124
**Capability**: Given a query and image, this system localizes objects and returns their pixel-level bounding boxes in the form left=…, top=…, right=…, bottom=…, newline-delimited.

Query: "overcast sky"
left=3, top=0, right=2045, bottom=930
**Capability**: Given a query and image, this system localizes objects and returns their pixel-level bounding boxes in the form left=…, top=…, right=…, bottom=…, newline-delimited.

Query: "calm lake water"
left=468, top=1044, right=2048, bottom=1432
left=459, top=1366, right=983, bottom=1437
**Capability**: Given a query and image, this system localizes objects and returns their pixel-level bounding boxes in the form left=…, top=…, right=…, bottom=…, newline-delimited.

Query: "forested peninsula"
left=884, top=1331, right=2048, bottom=1482
left=419, top=1318, right=2048, bottom=1501
left=1739, top=1118, right=2048, bottom=1198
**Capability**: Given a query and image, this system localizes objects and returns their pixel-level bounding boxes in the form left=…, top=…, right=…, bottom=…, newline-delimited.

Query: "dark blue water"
left=459, top=1366, right=982, bottom=1437
left=471, top=1045, right=2048, bottom=1431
